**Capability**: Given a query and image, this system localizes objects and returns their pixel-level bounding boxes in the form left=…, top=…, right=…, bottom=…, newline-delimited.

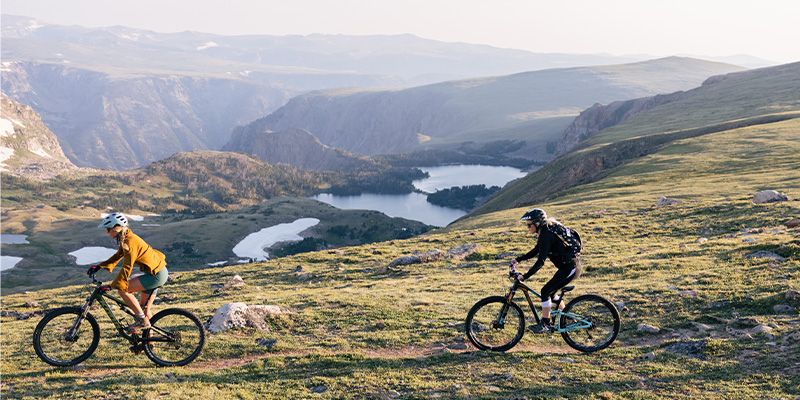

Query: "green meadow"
left=2, top=115, right=798, bottom=398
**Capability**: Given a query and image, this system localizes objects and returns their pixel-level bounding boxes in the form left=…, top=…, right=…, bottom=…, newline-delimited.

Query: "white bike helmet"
left=98, top=212, right=129, bottom=228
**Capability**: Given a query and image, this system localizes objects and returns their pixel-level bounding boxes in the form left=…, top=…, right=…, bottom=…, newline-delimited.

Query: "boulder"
left=663, top=339, right=708, bottom=359
left=784, top=219, right=800, bottom=229
left=213, top=274, right=246, bottom=294
left=388, top=245, right=481, bottom=267
left=657, top=196, right=683, bottom=207
left=206, top=303, right=289, bottom=333
left=637, top=323, right=660, bottom=334
left=752, top=190, right=788, bottom=204
left=447, top=244, right=481, bottom=261
left=744, top=251, right=786, bottom=261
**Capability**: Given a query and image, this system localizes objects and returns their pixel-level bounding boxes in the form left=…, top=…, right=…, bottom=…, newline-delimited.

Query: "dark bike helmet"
left=520, top=208, right=547, bottom=226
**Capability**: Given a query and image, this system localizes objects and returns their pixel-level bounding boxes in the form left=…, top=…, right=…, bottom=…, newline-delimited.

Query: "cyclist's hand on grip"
left=87, top=264, right=100, bottom=276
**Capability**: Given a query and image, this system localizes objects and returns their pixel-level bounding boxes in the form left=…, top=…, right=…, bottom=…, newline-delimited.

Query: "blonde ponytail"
left=113, top=226, right=130, bottom=252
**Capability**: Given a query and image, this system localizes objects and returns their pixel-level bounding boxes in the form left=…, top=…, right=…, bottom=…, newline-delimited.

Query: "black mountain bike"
left=465, top=265, right=620, bottom=352
left=33, top=272, right=205, bottom=367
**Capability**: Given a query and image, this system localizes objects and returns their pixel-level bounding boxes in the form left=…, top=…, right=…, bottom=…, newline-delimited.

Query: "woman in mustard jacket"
left=87, top=212, right=168, bottom=333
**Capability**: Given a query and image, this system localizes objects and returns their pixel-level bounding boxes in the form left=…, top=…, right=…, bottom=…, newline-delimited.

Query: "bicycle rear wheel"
left=33, top=307, right=100, bottom=366
left=559, top=294, right=620, bottom=352
left=465, top=296, right=525, bottom=352
left=143, top=308, right=205, bottom=366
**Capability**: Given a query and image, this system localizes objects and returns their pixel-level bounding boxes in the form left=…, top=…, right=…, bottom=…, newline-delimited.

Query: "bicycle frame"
left=73, top=276, right=171, bottom=348
left=502, top=279, right=593, bottom=334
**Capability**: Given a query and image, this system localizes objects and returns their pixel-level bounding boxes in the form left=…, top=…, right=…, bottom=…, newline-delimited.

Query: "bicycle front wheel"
left=465, top=296, right=525, bottom=352
left=559, top=294, right=620, bottom=352
left=144, top=308, right=205, bottom=366
left=33, top=307, right=100, bottom=367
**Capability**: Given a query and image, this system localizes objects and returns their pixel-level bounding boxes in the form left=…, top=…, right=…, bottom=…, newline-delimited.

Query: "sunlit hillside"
left=1, top=101, right=798, bottom=399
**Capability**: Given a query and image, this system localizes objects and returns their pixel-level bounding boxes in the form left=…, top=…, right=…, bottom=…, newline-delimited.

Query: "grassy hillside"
left=1, top=114, right=798, bottom=398
left=471, top=62, right=800, bottom=216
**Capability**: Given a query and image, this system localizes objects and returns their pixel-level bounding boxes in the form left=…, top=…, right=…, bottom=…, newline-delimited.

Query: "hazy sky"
left=3, top=0, right=800, bottom=63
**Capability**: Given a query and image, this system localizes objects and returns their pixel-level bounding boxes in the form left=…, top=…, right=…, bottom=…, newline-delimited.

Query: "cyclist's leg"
left=540, top=267, right=577, bottom=319
left=137, top=268, right=169, bottom=319
left=120, top=278, right=146, bottom=317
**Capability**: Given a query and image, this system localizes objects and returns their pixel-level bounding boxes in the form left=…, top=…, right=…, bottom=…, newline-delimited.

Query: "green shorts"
left=139, top=267, right=168, bottom=295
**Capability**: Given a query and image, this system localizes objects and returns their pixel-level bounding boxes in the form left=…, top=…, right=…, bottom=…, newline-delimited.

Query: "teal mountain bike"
left=465, top=264, right=620, bottom=352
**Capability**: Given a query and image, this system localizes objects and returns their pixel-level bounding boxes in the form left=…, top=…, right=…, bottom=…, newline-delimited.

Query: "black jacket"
left=515, top=228, right=575, bottom=279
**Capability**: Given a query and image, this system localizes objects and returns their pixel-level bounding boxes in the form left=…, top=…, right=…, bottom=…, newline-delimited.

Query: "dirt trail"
left=69, top=343, right=574, bottom=377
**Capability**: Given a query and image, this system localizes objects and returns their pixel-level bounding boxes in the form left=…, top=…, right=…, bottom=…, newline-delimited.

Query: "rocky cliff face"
left=1, top=62, right=294, bottom=170
left=222, top=128, right=379, bottom=172
left=555, top=91, right=690, bottom=156
left=0, top=96, right=81, bottom=179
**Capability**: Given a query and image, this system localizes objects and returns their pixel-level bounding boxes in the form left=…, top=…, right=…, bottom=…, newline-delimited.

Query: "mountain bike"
left=33, top=272, right=205, bottom=367
left=465, top=264, right=620, bottom=352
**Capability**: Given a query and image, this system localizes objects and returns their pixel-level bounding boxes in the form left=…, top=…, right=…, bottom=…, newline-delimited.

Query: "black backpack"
left=546, top=223, right=582, bottom=256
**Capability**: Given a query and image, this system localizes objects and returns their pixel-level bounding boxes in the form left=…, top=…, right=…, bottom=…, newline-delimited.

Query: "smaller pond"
left=232, top=218, right=320, bottom=262
left=1, top=234, right=30, bottom=244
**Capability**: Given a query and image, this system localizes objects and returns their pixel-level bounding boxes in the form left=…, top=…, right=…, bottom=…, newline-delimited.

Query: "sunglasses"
left=527, top=223, right=535, bottom=228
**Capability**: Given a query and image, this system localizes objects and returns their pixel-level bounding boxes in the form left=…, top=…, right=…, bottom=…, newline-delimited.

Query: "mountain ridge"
left=235, top=57, right=747, bottom=159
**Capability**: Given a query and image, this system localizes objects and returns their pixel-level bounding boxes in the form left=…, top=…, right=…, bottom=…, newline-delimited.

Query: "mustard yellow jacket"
left=98, top=230, right=166, bottom=292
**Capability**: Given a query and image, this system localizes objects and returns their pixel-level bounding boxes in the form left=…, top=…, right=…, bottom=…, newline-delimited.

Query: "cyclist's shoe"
left=529, top=321, right=554, bottom=334
left=125, top=317, right=151, bottom=333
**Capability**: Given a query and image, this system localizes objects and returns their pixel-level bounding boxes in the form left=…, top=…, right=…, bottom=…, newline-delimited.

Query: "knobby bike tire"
left=143, top=308, right=205, bottom=367
left=559, top=294, right=620, bottom=352
left=33, top=306, right=100, bottom=367
left=465, top=296, right=525, bottom=352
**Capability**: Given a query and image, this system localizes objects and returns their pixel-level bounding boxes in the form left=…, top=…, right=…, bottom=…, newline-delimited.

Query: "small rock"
left=24, top=301, right=41, bottom=308
left=657, top=196, right=683, bottom=207
left=752, top=190, right=788, bottom=204
left=213, top=275, right=246, bottom=294
left=773, top=304, right=795, bottom=314
left=663, top=339, right=708, bottom=359
left=785, top=219, right=800, bottom=229
left=387, top=390, right=401, bottom=398
left=786, top=289, right=800, bottom=300
left=446, top=343, right=468, bottom=350
left=744, top=251, right=785, bottom=260
left=695, top=238, right=708, bottom=244
left=641, top=352, right=656, bottom=361
left=256, top=339, right=277, bottom=349
left=447, top=244, right=481, bottom=261
left=637, top=324, right=660, bottom=334
left=310, top=385, right=327, bottom=394
left=486, top=386, right=501, bottom=392
left=376, top=321, right=386, bottom=329
left=560, top=357, right=576, bottom=363
left=750, top=324, right=773, bottom=334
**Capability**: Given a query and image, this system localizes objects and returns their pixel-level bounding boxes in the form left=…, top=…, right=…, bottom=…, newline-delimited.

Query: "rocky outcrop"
left=222, top=128, right=379, bottom=172
left=555, top=91, right=690, bottom=156
left=2, top=62, right=293, bottom=170
left=0, top=96, right=81, bottom=179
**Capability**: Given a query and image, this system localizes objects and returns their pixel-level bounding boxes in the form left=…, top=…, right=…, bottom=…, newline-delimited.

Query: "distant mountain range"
left=0, top=15, right=762, bottom=171
left=234, top=57, right=746, bottom=160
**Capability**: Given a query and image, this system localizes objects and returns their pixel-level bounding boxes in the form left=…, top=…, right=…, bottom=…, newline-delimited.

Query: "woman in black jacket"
left=511, top=208, right=582, bottom=333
